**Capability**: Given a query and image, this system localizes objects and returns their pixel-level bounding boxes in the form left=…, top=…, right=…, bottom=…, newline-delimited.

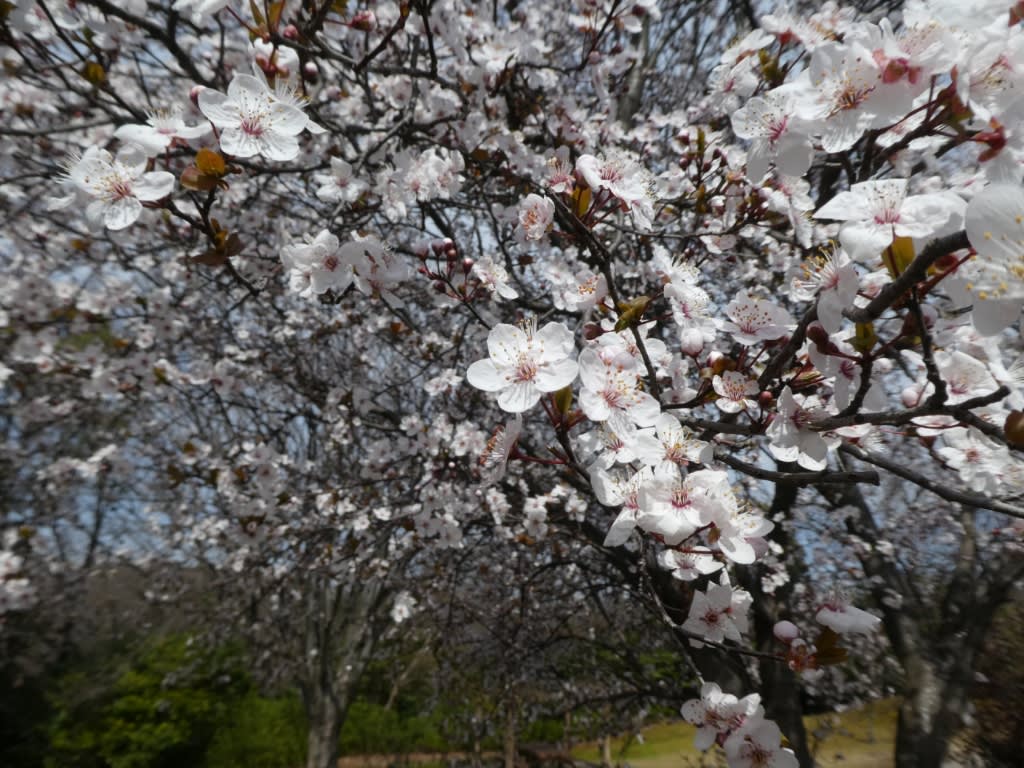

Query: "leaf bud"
left=1005, top=411, right=1024, bottom=448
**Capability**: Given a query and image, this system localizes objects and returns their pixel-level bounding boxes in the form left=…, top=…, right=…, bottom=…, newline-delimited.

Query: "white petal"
left=466, top=359, right=507, bottom=392
left=535, top=358, right=578, bottom=392
left=269, top=103, right=309, bottom=136
left=487, top=324, right=527, bottom=366
left=113, top=124, right=168, bottom=155
left=133, top=171, right=175, bottom=201
left=497, top=381, right=540, bottom=413
left=972, top=297, right=1021, bottom=336
left=535, top=322, right=576, bottom=362
left=260, top=131, right=300, bottom=162
left=219, top=128, right=260, bottom=158
left=103, top=197, right=143, bottom=230
left=197, top=89, right=239, bottom=127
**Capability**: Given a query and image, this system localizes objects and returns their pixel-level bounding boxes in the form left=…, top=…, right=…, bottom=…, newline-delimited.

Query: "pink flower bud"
left=349, top=10, right=377, bottom=31
left=679, top=328, right=704, bottom=356
left=774, top=620, right=800, bottom=643
left=190, top=85, right=205, bottom=108
left=901, top=386, right=920, bottom=408
left=282, top=24, right=299, bottom=40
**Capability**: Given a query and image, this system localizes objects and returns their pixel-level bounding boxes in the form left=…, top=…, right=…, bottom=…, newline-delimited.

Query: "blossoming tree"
left=4, top=0, right=1024, bottom=767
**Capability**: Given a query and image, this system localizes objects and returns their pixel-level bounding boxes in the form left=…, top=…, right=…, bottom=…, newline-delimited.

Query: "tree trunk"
left=600, top=734, right=612, bottom=768
left=504, top=697, right=518, bottom=768
left=299, top=574, right=386, bottom=768
left=743, top=465, right=814, bottom=767
left=894, top=655, right=962, bottom=768
left=305, top=691, right=343, bottom=768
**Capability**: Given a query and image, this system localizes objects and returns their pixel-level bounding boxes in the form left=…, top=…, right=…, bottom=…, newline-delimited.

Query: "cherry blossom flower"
left=59, top=145, right=175, bottom=230
left=390, top=592, right=417, bottom=624
left=964, top=181, right=1024, bottom=334
left=593, top=465, right=654, bottom=547
left=766, top=387, right=836, bottom=471
left=466, top=321, right=578, bottom=413
left=658, top=549, right=724, bottom=581
left=719, top=291, right=794, bottom=346
left=479, top=416, right=522, bottom=485
left=546, top=147, right=575, bottom=194
left=794, top=41, right=905, bottom=154
left=518, top=193, right=555, bottom=241
left=523, top=497, right=549, bottom=539
left=575, top=152, right=656, bottom=229
left=808, top=336, right=884, bottom=413
left=937, top=350, right=998, bottom=405
left=578, top=347, right=660, bottom=431
left=314, top=157, right=367, bottom=204
left=114, top=109, right=211, bottom=156
left=580, top=422, right=652, bottom=470
left=815, top=590, right=882, bottom=636
left=471, top=256, right=519, bottom=300
left=198, top=73, right=311, bottom=161
left=682, top=573, right=751, bottom=646
left=814, top=180, right=961, bottom=264
left=713, top=371, right=759, bottom=414
left=0, top=550, right=33, bottom=616
left=723, top=717, right=799, bottom=768
left=636, top=413, right=713, bottom=476
left=681, top=682, right=763, bottom=751
left=936, top=427, right=1008, bottom=495
left=791, top=247, right=859, bottom=334
left=715, top=506, right=774, bottom=565
left=562, top=269, right=608, bottom=312
left=665, top=281, right=717, bottom=355
left=282, top=230, right=351, bottom=296
left=731, top=89, right=813, bottom=181
left=636, top=469, right=733, bottom=546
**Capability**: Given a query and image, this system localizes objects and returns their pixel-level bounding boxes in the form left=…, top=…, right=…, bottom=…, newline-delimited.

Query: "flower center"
left=513, top=356, right=538, bottom=383
left=240, top=115, right=266, bottom=137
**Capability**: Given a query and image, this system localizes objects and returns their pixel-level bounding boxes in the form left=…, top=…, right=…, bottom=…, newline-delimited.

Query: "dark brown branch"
left=839, top=443, right=1024, bottom=519
left=715, top=451, right=879, bottom=486
left=843, top=230, right=970, bottom=324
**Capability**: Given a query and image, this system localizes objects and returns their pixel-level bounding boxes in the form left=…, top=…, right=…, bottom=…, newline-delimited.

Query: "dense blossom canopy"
left=4, top=1, right=1024, bottom=766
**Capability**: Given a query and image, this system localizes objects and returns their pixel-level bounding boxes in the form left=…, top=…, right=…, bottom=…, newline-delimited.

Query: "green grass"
left=571, top=699, right=899, bottom=768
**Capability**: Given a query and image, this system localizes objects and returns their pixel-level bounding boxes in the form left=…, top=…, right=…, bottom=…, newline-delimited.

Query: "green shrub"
left=204, top=690, right=307, bottom=768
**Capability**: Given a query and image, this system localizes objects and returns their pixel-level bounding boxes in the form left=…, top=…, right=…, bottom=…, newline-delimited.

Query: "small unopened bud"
left=282, top=24, right=299, bottom=40
left=774, top=620, right=800, bottom=643
left=462, top=258, right=474, bottom=274
left=758, top=390, right=774, bottom=409
left=432, top=281, right=447, bottom=293
left=901, top=385, right=920, bottom=409
left=190, top=85, right=205, bottom=108
left=302, top=62, right=318, bottom=82
left=349, top=10, right=377, bottom=31
left=582, top=323, right=604, bottom=341
left=679, top=328, right=704, bottom=357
